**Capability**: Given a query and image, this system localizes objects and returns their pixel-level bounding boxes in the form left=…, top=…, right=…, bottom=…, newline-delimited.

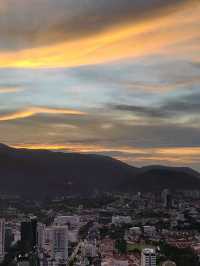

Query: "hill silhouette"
left=0, top=144, right=199, bottom=198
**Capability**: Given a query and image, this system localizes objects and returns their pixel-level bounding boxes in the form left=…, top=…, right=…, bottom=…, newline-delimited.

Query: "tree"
left=115, top=239, right=127, bottom=255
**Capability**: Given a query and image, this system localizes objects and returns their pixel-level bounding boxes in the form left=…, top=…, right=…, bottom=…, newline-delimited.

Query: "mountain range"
left=0, top=143, right=199, bottom=198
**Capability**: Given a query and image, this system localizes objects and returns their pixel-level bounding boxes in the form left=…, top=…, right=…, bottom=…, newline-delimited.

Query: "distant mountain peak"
left=0, top=143, right=199, bottom=198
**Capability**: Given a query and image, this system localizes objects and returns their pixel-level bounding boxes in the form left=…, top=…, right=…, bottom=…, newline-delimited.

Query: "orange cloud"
left=10, top=143, right=200, bottom=166
left=0, top=1, right=199, bottom=68
left=0, top=87, right=23, bottom=94
left=0, top=107, right=86, bottom=122
left=11, top=143, right=141, bottom=153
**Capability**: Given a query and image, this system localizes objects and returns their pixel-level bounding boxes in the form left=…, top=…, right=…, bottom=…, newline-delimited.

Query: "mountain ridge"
left=0, top=143, right=199, bottom=198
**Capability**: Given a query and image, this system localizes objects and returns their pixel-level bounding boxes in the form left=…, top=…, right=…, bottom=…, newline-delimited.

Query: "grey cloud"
left=2, top=112, right=200, bottom=148
left=113, top=104, right=168, bottom=118
left=164, top=92, right=200, bottom=114
left=112, top=90, right=200, bottom=119
left=0, top=0, right=189, bottom=50
left=191, top=62, right=200, bottom=69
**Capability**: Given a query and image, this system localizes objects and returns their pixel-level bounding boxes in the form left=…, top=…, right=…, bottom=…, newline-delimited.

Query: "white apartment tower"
left=0, top=219, right=5, bottom=261
left=52, top=226, right=68, bottom=263
left=141, top=248, right=156, bottom=266
left=37, top=222, right=46, bottom=250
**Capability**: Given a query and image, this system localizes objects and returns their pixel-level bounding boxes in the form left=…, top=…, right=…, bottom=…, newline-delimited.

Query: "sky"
left=0, top=0, right=200, bottom=170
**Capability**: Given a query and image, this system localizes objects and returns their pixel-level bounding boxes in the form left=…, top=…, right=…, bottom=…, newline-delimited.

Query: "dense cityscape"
left=0, top=0, right=199, bottom=266
left=0, top=189, right=200, bottom=266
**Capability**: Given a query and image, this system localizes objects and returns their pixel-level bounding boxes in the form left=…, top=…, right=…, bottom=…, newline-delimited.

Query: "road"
left=66, top=241, right=83, bottom=266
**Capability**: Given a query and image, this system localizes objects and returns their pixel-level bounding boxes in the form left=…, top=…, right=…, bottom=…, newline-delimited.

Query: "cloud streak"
left=112, top=89, right=200, bottom=121
left=0, top=86, right=23, bottom=94
left=0, top=0, right=191, bottom=51
left=11, top=143, right=200, bottom=167
left=0, top=0, right=199, bottom=171
left=0, top=107, right=86, bottom=122
left=0, top=0, right=199, bottom=68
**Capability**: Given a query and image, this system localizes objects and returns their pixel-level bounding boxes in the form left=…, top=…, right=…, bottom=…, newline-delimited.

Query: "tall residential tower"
left=141, top=248, right=156, bottom=266
left=0, top=219, right=5, bottom=261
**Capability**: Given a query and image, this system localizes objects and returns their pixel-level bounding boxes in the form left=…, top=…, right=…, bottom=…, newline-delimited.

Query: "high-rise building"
left=21, top=217, right=37, bottom=252
left=0, top=219, right=5, bottom=261
left=161, top=189, right=172, bottom=208
left=43, top=227, right=54, bottom=258
left=141, top=248, right=156, bottom=266
left=52, top=226, right=68, bottom=263
left=30, top=217, right=37, bottom=248
left=5, top=227, right=13, bottom=252
left=21, top=221, right=33, bottom=252
left=37, top=223, right=46, bottom=251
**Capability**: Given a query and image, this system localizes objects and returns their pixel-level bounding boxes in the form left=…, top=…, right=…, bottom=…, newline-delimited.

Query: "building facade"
left=0, top=219, right=5, bottom=261
left=141, top=248, right=156, bottom=266
left=52, top=226, right=68, bottom=264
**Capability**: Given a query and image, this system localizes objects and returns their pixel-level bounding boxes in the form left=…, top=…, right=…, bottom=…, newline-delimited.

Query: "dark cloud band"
left=112, top=90, right=200, bottom=119
left=0, top=0, right=190, bottom=50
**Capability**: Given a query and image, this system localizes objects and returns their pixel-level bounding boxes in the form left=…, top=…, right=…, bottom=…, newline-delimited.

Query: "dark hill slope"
left=0, top=144, right=138, bottom=197
left=0, top=144, right=200, bottom=198
left=124, top=168, right=200, bottom=192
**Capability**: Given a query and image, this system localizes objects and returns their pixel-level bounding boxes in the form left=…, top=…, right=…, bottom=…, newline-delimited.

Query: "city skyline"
left=0, top=0, right=200, bottom=170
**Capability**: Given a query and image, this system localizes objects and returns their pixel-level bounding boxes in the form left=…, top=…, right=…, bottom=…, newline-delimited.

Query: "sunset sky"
left=0, top=0, right=200, bottom=169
